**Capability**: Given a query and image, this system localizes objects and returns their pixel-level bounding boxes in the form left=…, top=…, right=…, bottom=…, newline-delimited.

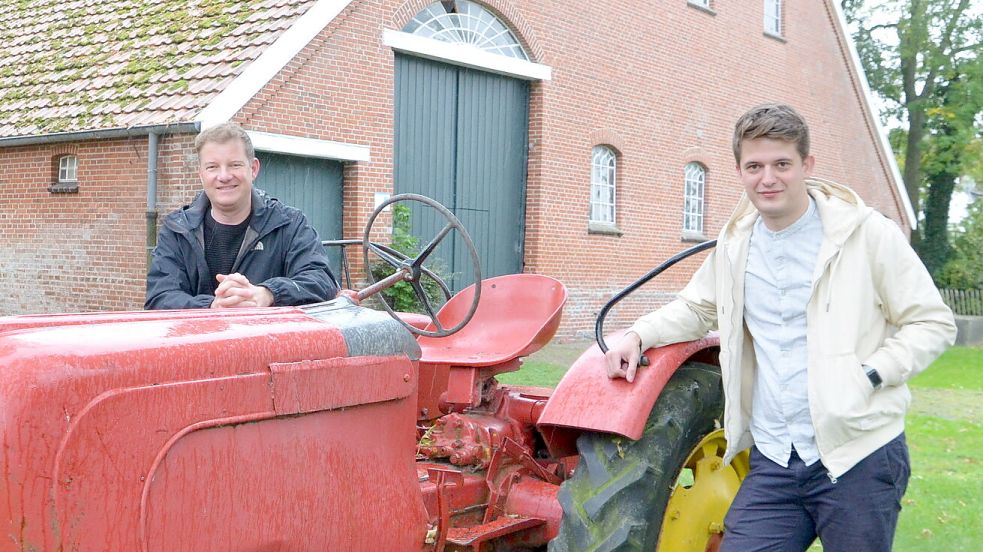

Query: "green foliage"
left=843, top=0, right=983, bottom=273
left=369, top=204, right=448, bottom=314
left=936, top=196, right=983, bottom=288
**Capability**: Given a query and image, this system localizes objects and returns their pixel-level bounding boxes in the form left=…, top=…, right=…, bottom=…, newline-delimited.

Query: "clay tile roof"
left=0, top=0, right=317, bottom=138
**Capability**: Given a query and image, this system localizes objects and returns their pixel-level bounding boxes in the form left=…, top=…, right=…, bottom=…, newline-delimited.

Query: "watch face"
left=866, top=368, right=882, bottom=387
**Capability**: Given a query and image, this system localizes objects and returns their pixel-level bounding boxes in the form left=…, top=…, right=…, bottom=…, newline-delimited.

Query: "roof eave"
left=0, top=122, right=200, bottom=148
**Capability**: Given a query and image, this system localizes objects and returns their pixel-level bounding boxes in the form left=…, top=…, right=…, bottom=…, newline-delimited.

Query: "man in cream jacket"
left=605, top=104, right=956, bottom=551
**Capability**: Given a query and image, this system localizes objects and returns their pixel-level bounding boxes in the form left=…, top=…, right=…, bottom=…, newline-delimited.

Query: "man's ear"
left=802, top=154, right=815, bottom=176
left=251, top=158, right=261, bottom=179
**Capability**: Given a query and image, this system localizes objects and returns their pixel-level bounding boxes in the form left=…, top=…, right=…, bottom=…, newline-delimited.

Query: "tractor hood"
left=0, top=298, right=425, bottom=550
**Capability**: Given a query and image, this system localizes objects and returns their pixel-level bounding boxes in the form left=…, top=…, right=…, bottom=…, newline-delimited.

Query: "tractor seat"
left=416, top=274, right=568, bottom=367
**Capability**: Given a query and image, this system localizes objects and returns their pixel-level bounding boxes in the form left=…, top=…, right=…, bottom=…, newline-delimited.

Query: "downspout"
left=146, top=131, right=160, bottom=270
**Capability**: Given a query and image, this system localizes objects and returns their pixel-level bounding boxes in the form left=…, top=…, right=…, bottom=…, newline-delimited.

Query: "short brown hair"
left=194, top=122, right=255, bottom=160
left=732, top=103, right=810, bottom=163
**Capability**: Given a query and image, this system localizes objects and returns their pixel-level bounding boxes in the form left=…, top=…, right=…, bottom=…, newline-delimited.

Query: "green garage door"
left=255, top=152, right=344, bottom=277
left=394, top=54, right=529, bottom=292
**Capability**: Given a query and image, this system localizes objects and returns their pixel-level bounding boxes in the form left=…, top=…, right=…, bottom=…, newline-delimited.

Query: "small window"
left=49, top=154, right=79, bottom=193
left=590, top=146, right=617, bottom=225
left=59, top=155, right=78, bottom=182
left=683, top=163, right=705, bottom=237
left=764, top=0, right=782, bottom=36
left=689, top=0, right=711, bottom=9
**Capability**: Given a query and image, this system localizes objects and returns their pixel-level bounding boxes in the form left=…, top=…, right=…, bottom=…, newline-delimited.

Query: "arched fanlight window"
left=403, top=1, right=528, bottom=60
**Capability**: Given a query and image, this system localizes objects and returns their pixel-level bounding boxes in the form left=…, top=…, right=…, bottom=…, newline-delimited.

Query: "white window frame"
left=689, top=0, right=711, bottom=9
left=683, top=162, right=706, bottom=237
left=590, top=146, right=617, bottom=226
left=764, top=0, right=782, bottom=36
left=58, top=155, right=78, bottom=183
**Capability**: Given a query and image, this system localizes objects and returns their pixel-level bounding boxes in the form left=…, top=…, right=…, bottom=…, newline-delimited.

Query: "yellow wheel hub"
left=655, top=429, right=749, bottom=552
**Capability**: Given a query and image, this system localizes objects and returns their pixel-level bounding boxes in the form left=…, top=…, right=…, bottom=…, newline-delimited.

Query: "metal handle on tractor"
left=595, top=239, right=718, bottom=366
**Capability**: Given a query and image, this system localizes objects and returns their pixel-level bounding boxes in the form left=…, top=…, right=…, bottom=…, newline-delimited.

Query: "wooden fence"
left=939, top=288, right=983, bottom=316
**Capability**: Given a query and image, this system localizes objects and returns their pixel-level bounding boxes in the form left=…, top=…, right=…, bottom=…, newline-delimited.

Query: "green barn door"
left=255, top=152, right=344, bottom=276
left=394, top=54, right=529, bottom=292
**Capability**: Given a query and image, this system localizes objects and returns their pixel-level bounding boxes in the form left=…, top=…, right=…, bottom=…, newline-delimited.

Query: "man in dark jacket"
left=146, top=123, right=338, bottom=310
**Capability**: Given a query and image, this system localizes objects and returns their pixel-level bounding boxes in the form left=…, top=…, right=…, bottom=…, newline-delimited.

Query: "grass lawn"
left=501, top=343, right=983, bottom=551
left=898, top=346, right=983, bottom=551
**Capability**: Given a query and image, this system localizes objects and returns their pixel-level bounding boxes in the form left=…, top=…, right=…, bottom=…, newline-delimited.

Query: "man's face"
left=198, top=140, right=260, bottom=219
left=736, top=138, right=814, bottom=231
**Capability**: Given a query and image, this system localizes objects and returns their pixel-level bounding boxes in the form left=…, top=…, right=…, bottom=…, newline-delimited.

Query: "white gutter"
left=829, top=0, right=916, bottom=229
left=197, top=0, right=357, bottom=130
left=382, top=30, right=552, bottom=81
left=247, top=131, right=370, bottom=162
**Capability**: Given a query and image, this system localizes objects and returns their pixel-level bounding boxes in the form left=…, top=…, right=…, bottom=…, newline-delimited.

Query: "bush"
left=369, top=204, right=449, bottom=314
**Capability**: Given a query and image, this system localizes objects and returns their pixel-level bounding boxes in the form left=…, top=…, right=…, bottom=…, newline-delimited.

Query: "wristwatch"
left=864, top=365, right=883, bottom=389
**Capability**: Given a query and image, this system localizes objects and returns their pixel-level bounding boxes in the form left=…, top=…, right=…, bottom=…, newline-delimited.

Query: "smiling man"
left=604, top=104, right=956, bottom=551
left=145, top=122, right=339, bottom=310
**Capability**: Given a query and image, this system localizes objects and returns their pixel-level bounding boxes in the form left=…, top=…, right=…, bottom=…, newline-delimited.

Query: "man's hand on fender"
left=211, top=273, right=275, bottom=308
left=605, top=331, right=643, bottom=383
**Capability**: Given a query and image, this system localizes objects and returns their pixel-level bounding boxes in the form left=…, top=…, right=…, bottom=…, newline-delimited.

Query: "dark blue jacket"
left=145, top=188, right=338, bottom=309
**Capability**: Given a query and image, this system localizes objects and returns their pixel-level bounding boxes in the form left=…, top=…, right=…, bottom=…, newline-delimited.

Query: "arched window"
left=683, top=162, right=705, bottom=236
left=590, top=146, right=617, bottom=225
left=404, top=1, right=528, bottom=60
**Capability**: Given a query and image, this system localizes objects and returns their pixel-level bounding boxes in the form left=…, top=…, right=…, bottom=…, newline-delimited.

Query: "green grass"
left=908, top=346, right=983, bottom=391
left=497, top=359, right=569, bottom=388
left=895, top=414, right=983, bottom=551
left=501, top=343, right=983, bottom=551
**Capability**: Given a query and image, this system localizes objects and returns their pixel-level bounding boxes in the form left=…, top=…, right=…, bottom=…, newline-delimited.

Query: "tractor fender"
left=537, top=330, right=720, bottom=458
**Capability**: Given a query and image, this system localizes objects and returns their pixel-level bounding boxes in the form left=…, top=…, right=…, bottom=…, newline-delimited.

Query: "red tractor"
left=0, top=195, right=747, bottom=551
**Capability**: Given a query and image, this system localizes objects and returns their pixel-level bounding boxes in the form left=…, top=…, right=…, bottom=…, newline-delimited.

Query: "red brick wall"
left=235, top=0, right=904, bottom=337
left=2, top=1, right=905, bottom=341
left=1, top=137, right=168, bottom=315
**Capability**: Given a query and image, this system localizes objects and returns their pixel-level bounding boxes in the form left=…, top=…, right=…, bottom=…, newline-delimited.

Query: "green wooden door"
left=394, top=54, right=529, bottom=291
left=255, top=152, right=344, bottom=276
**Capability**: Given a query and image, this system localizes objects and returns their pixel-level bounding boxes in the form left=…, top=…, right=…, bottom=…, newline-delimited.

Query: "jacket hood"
left=721, top=178, right=873, bottom=246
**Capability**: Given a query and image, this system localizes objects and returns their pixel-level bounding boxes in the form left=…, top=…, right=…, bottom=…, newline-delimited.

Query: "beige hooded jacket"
left=628, top=179, right=956, bottom=477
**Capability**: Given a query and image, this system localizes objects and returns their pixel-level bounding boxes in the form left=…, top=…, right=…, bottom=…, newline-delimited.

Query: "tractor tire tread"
left=548, top=362, right=724, bottom=552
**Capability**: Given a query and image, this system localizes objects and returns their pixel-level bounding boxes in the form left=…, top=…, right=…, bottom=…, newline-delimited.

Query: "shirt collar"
left=755, top=196, right=818, bottom=239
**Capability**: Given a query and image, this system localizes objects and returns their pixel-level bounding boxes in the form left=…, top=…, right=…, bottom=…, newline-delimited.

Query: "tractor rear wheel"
left=548, top=362, right=749, bottom=552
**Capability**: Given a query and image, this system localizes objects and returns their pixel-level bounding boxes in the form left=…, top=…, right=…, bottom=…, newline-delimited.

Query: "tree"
left=843, top=0, right=983, bottom=275
left=936, top=193, right=983, bottom=289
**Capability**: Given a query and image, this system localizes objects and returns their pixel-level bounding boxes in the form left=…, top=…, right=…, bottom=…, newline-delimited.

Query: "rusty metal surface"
left=538, top=332, right=720, bottom=457
left=0, top=306, right=427, bottom=550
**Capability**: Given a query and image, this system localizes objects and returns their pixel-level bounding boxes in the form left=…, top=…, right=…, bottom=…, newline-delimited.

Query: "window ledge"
left=681, top=231, right=708, bottom=243
left=687, top=2, right=716, bottom=16
left=763, top=31, right=786, bottom=43
left=589, top=221, right=623, bottom=236
left=48, top=181, right=79, bottom=193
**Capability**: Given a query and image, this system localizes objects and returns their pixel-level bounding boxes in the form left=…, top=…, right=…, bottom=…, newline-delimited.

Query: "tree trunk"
left=904, top=107, right=925, bottom=246
left=919, top=169, right=956, bottom=278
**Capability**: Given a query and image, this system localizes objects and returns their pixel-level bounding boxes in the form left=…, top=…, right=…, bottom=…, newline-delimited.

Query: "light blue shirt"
left=744, top=198, right=823, bottom=467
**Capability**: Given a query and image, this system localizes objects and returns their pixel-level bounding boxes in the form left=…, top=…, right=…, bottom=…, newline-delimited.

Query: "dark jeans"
left=720, top=433, right=910, bottom=552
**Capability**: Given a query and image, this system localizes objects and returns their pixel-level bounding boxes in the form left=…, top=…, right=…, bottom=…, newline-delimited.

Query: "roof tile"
left=0, top=0, right=318, bottom=138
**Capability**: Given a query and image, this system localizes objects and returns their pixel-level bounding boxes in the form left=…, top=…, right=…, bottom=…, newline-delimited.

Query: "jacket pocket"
left=812, top=353, right=875, bottom=446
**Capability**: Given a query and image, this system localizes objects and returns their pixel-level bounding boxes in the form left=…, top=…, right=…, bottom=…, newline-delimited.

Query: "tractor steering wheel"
left=359, top=194, right=482, bottom=338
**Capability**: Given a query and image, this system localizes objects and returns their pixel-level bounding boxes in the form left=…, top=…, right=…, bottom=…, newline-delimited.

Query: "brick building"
left=0, top=0, right=910, bottom=337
